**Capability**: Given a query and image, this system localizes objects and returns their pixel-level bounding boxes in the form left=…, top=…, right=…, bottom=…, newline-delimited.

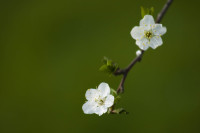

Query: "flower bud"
left=136, top=50, right=142, bottom=56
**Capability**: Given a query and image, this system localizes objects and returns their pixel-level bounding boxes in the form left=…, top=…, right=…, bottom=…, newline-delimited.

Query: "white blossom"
left=136, top=50, right=142, bottom=56
left=131, top=15, right=167, bottom=50
left=82, top=82, right=114, bottom=116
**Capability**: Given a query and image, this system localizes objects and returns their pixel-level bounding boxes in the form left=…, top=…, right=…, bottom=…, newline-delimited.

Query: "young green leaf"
left=141, top=6, right=146, bottom=18
left=141, top=6, right=155, bottom=18
left=149, top=7, right=154, bottom=16
left=99, top=57, right=119, bottom=75
left=112, top=108, right=129, bottom=114
left=99, top=64, right=108, bottom=72
left=110, top=88, right=117, bottom=97
left=114, top=95, right=121, bottom=104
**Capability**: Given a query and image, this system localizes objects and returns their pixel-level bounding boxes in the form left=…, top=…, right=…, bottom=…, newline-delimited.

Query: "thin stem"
left=117, top=73, right=127, bottom=93
left=114, top=0, right=173, bottom=94
left=156, top=0, right=173, bottom=23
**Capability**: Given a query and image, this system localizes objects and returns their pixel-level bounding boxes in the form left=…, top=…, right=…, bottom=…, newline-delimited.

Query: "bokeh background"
left=0, top=0, right=200, bottom=133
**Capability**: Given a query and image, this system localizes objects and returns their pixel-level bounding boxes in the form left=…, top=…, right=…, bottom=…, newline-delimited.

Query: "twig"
left=114, top=0, right=173, bottom=94
left=156, top=0, right=173, bottom=23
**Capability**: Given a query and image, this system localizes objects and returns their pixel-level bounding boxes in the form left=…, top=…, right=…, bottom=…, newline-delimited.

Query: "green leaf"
left=141, top=6, right=146, bottom=18
left=141, top=6, right=154, bottom=18
left=114, top=95, right=121, bottom=104
left=99, top=57, right=119, bottom=75
left=107, top=107, right=112, bottom=114
left=110, top=88, right=121, bottom=104
left=110, top=88, right=117, bottom=96
left=99, top=64, right=108, bottom=72
left=107, top=60, right=112, bottom=66
left=149, top=7, right=154, bottom=16
left=102, top=57, right=108, bottom=64
left=112, top=108, right=129, bottom=114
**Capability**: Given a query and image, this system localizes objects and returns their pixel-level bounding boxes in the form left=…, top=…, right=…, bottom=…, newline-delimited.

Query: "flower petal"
left=140, top=15, right=155, bottom=27
left=97, top=82, right=110, bottom=98
left=130, top=26, right=144, bottom=40
left=152, top=24, right=167, bottom=36
left=104, top=95, right=114, bottom=108
left=82, top=101, right=97, bottom=114
left=149, top=36, right=163, bottom=49
left=95, top=106, right=107, bottom=116
left=85, top=89, right=99, bottom=101
left=136, top=37, right=150, bottom=51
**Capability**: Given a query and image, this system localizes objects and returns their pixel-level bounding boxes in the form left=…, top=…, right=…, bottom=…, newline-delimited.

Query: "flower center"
left=145, top=31, right=153, bottom=39
left=95, top=97, right=105, bottom=106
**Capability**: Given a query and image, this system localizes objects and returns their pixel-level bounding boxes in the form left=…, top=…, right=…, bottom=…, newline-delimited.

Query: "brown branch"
left=156, top=0, right=173, bottom=23
left=114, top=0, right=173, bottom=94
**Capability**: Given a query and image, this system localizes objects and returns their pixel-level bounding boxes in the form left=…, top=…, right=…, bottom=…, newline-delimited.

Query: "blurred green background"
left=0, top=0, right=200, bottom=133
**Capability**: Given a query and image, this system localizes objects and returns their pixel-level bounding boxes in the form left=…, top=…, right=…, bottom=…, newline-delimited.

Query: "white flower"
left=82, top=82, right=114, bottom=116
left=131, top=15, right=167, bottom=50
left=136, top=50, right=142, bottom=56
